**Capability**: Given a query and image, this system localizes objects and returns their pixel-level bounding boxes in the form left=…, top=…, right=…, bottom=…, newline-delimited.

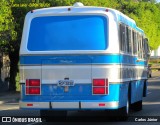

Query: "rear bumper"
left=19, top=101, right=119, bottom=110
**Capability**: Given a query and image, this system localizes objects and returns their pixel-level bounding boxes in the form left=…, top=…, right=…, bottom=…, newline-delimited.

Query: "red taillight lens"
left=92, top=78, right=109, bottom=95
left=93, top=79, right=105, bottom=86
left=93, top=87, right=105, bottom=94
left=26, top=87, right=40, bottom=95
left=27, top=103, right=33, bottom=106
left=29, top=79, right=40, bottom=86
left=26, top=79, right=40, bottom=95
left=26, top=79, right=40, bottom=86
left=99, top=103, right=105, bottom=107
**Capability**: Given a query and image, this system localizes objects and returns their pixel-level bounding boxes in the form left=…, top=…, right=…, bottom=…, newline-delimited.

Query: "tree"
left=0, top=0, right=50, bottom=91
left=6, top=1, right=50, bottom=91
left=0, top=0, right=16, bottom=86
left=0, top=0, right=16, bottom=52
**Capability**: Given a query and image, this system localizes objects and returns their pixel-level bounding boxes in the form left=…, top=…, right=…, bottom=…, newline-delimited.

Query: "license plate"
left=58, top=80, right=74, bottom=86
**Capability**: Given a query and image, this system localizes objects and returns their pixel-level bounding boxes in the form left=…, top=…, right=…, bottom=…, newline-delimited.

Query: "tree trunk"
left=0, top=54, right=2, bottom=82
left=8, top=49, right=19, bottom=91
left=0, top=67, right=1, bottom=83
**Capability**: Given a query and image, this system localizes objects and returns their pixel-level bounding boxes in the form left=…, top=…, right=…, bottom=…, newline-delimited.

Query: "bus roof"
left=110, top=9, right=144, bottom=34
left=28, top=2, right=144, bottom=34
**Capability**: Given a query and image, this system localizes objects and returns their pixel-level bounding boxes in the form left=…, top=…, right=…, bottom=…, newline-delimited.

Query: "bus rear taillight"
left=93, top=87, right=105, bottom=94
left=26, top=79, right=41, bottom=95
left=92, top=79, right=109, bottom=95
left=26, top=79, right=40, bottom=86
left=93, top=79, right=105, bottom=86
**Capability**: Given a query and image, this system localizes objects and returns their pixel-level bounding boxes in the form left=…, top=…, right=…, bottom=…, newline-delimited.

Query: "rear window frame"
left=27, top=14, right=109, bottom=52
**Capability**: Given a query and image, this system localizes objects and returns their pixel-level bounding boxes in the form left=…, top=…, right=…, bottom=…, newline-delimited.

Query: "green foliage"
left=0, top=0, right=50, bottom=54
left=0, top=0, right=16, bottom=53
left=0, top=1, right=50, bottom=91
left=116, top=1, right=160, bottom=50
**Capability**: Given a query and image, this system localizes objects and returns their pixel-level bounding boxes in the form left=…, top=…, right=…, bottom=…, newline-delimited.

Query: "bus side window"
left=125, top=26, right=129, bottom=53
left=142, top=36, right=145, bottom=59
left=144, top=40, right=147, bottom=59
left=119, top=23, right=125, bottom=52
left=144, top=38, right=150, bottom=60
left=137, top=34, right=145, bottom=59
left=140, top=35, right=144, bottom=59
left=137, top=33, right=141, bottom=59
left=128, top=27, right=132, bottom=54
left=132, top=30, right=137, bottom=55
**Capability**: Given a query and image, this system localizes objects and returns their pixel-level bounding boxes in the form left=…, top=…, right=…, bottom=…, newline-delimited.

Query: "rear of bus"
left=19, top=3, right=124, bottom=116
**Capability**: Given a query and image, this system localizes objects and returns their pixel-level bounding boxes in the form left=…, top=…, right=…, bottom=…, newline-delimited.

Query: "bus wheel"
left=40, top=110, right=67, bottom=122
left=131, top=100, right=142, bottom=111
left=117, top=98, right=129, bottom=121
left=149, top=74, right=152, bottom=78
left=40, top=110, right=49, bottom=121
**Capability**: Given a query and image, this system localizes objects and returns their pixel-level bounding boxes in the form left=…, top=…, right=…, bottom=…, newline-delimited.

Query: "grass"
left=149, top=58, right=160, bottom=65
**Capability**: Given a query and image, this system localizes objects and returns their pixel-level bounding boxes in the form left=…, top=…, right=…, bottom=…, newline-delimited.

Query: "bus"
left=19, top=2, right=150, bottom=120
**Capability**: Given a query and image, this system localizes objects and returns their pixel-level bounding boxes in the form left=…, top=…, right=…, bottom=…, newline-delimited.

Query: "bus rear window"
left=27, top=15, right=108, bottom=51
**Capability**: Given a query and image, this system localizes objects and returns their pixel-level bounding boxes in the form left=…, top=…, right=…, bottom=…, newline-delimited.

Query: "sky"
left=157, top=0, right=160, bottom=3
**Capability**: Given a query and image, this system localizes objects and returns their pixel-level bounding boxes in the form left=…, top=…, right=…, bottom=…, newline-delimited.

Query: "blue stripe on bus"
left=21, top=84, right=122, bottom=109
left=21, top=84, right=119, bottom=101
left=20, top=54, right=147, bottom=66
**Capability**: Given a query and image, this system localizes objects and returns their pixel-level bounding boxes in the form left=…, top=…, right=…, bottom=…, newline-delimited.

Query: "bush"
left=16, top=72, right=20, bottom=92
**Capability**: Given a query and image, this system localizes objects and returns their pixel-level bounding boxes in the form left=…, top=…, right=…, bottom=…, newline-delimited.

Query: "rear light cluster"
left=92, top=79, right=109, bottom=95
left=26, top=79, right=41, bottom=95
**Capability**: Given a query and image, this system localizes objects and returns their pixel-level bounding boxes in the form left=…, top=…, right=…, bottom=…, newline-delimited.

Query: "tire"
left=40, top=110, right=48, bottom=120
left=131, top=100, right=142, bottom=111
left=143, top=81, right=147, bottom=97
left=40, top=110, right=67, bottom=122
left=115, top=97, right=129, bottom=121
